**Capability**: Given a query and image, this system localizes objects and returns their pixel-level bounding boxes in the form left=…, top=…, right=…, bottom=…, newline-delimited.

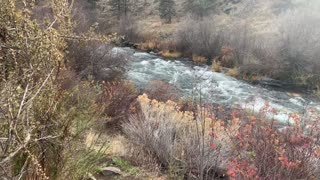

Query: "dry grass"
left=85, top=129, right=167, bottom=179
left=137, top=41, right=158, bottom=51
left=159, top=50, right=182, bottom=58
left=144, top=80, right=181, bottom=102
left=192, top=55, right=207, bottom=64
left=106, top=135, right=129, bottom=156
left=250, top=75, right=263, bottom=81
left=212, top=60, right=221, bottom=72
left=226, top=67, right=239, bottom=77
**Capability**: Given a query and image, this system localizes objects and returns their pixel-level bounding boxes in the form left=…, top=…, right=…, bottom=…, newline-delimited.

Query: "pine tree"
left=159, top=0, right=176, bottom=23
left=100, top=0, right=131, bottom=19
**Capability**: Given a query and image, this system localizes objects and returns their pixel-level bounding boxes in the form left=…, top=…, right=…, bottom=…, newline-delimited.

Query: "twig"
left=0, top=131, right=31, bottom=165
left=26, top=69, right=54, bottom=104
left=17, top=156, right=30, bottom=180
left=34, top=135, right=60, bottom=142
left=16, top=84, right=29, bottom=121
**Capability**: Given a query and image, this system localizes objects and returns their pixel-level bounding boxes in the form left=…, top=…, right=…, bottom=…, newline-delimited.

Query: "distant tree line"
left=95, top=0, right=219, bottom=24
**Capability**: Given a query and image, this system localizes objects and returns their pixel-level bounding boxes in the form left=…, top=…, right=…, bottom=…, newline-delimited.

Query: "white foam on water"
left=116, top=47, right=320, bottom=124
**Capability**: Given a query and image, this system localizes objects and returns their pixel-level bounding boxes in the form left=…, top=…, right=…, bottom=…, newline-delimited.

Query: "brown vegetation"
left=67, top=41, right=128, bottom=81
left=123, top=94, right=320, bottom=179
left=143, top=80, right=181, bottom=102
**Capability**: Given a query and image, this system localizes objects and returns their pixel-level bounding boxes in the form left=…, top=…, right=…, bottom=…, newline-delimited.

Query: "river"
left=113, top=47, right=320, bottom=125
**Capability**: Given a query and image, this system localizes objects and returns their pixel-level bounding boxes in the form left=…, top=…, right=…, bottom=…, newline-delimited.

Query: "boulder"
left=100, top=166, right=122, bottom=176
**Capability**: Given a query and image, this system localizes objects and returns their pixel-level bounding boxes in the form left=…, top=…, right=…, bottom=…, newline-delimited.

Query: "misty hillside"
left=127, top=0, right=320, bottom=35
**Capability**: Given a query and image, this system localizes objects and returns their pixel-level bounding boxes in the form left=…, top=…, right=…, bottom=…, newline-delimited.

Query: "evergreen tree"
left=103, top=0, right=131, bottom=19
left=159, top=0, right=176, bottom=23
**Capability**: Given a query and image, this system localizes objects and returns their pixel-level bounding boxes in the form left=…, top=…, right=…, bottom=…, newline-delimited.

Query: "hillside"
left=129, top=0, right=320, bottom=37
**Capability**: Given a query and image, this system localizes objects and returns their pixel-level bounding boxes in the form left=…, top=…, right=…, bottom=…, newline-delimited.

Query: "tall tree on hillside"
left=158, top=0, right=176, bottom=23
left=111, top=0, right=131, bottom=18
left=99, top=0, right=131, bottom=19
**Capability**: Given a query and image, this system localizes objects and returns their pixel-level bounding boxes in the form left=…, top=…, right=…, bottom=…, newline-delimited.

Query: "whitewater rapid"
left=113, top=47, right=320, bottom=124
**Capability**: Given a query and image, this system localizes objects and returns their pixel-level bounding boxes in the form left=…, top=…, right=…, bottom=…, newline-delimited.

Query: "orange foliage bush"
left=225, top=106, right=320, bottom=179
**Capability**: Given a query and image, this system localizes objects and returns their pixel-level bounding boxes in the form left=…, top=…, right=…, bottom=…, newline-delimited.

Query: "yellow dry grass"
left=250, top=75, right=262, bottom=81
left=137, top=41, right=158, bottom=51
left=159, top=50, right=182, bottom=58
left=212, top=59, right=221, bottom=72
left=106, top=135, right=128, bottom=156
left=192, top=55, right=207, bottom=64
left=226, top=67, right=239, bottom=77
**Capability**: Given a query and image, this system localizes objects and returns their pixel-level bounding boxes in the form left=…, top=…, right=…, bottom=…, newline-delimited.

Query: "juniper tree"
left=158, top=0, right=176, bottom=23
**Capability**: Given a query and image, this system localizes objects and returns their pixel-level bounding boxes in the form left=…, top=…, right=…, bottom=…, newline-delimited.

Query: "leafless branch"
left=0, top=131, right=30, bottom=165
left=26, top=69, right=54, bottom=104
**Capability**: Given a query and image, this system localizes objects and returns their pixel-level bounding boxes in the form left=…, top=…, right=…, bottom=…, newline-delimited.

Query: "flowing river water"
left=113, top=47, right=320, bottom=125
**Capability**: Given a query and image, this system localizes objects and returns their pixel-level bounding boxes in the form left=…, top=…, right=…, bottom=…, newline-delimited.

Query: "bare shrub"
left=71, top=0, right=99, bottom=34
left=97, top=81, right=138, bottom=126
left=157, top=38, right=178, bottom=52
left=0, top=1, right=115, bottom=179
left=119, top=15, right=141, bottom=42
left=124, top=94, right=320, bottom=179
left=239, top=64, right=272, bottom=79
left=213, top=46, right=236, bottom=68
left=123, top=94, right=227, bottom=179
left=67, top=41, right=128, bottom=81
left=277, top=10, right=320, bottom=86
left=58, top=69, right=79, bottom=91
left=226, top=22, right=256, bottom=67
left=143, top=80, right=181, bottom=102
left=175, top=16, right=225, bottom=61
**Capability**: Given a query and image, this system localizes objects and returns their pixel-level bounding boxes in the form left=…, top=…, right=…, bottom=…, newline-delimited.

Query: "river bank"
left=117, top=40, right=317, bottom=96
left=111, top=47, right=320, bottom=125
